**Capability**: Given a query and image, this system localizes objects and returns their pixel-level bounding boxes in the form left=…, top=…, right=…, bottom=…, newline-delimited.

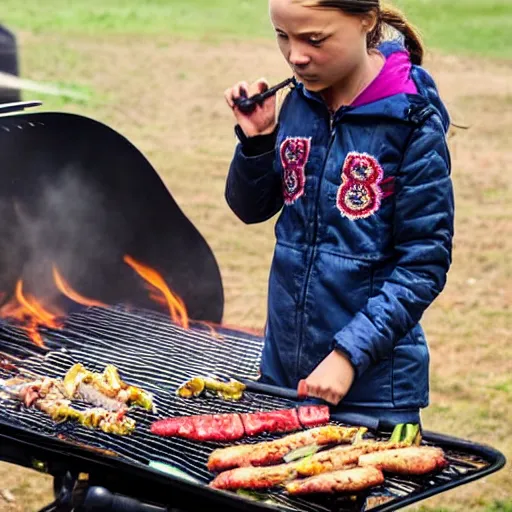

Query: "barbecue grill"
left=0, top=101, right=506, bottom=512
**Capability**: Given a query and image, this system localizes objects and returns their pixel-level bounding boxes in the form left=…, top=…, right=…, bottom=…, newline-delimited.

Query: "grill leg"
left=36, top=472, right=76, bottom=512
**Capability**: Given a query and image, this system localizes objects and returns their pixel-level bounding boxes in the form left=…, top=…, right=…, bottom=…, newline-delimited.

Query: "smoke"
left=3, top=165, right=116, bottom=309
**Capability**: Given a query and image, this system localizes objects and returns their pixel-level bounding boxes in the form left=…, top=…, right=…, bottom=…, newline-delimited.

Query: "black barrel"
left=0, top=24, right=21, bottom=103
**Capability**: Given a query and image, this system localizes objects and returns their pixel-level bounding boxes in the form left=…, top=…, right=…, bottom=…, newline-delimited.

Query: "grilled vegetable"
left=235, top=490, right=278, bottom=506
left=63, top=363, right=154, bottom=411
left=37, top=399, right=136, bottom=435
left=283, top=443, right=321, bottom=463
left=285, top=466, right=385, bottom=495
left=176, top=376, right=246, bottom=400
left=148, top=461, right=201, bottom=484
left=207, top=425, right=360, bottom=472
left=2, top=363, right=149, bottom=434
left=176, top=377, right=205, bottom=398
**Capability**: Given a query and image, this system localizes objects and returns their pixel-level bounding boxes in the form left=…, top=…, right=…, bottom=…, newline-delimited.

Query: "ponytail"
left=372, top=4, right=424, bottom=65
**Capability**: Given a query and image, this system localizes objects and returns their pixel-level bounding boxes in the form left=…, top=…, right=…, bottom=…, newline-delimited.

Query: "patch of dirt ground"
left=0, top=33, right=511, bottom=511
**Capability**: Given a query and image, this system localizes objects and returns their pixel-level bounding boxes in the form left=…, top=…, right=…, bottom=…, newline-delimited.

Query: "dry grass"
left=0, top=33, right=511, bottom=511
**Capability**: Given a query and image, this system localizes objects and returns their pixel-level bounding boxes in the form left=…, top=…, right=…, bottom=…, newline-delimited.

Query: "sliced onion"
left=283, top=443, right=320, bottom=463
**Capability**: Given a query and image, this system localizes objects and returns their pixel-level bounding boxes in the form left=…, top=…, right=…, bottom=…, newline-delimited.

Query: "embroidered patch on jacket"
left=336, top=152, right=387, bottom=220
left=280, top=137, right=311, bottom=205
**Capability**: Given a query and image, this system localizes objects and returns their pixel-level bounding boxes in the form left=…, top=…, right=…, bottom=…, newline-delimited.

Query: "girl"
left=224, top=0, right=454, bottom=425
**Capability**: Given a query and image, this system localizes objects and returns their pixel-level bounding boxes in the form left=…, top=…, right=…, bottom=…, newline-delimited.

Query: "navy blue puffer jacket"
left=225, top=42, right=454, bottom=424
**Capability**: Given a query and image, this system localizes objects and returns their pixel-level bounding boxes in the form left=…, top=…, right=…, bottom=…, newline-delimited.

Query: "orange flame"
left=15, top=281, right=62, bottom=329
left=52, top=266, right=108, bottom=308
left=0, top=258, right=192, bottom=346
left=0, top=280, right=64, bottom=348
left=123, top=255, right=189, bottom=329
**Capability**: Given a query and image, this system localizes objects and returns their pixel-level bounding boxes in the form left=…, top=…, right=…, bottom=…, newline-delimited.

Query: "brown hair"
left=303, top=0, right=424, bottom=65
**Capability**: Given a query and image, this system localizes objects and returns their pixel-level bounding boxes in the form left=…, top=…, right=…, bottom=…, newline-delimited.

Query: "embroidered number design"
left=336, top=152, right=385, bottom=220
left=280, top=137, right=311, bottom=205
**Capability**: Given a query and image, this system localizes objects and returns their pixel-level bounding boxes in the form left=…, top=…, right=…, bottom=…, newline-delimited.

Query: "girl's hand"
left=224, top=78, right=277, bottom=138
left=303, top=350, right=355, bottom=405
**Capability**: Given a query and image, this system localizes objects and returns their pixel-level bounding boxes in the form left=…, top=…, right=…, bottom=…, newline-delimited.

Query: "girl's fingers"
left=252, top=78, right=269, bottom=96
left=297, top=379, right=309, bottom=399
left=224, top=81, right=250, bottom=109
left=224, top=88, right=235, bottom=108
left=236, top=81, right=250, bottom=100
left=305, top=381, right=343, bottom=405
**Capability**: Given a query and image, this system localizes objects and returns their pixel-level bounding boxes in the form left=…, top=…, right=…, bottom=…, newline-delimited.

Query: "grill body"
left=0, top=306, right=506, bottom=512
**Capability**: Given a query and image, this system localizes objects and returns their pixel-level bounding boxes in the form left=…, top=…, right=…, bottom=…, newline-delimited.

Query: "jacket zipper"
left=295, top=108, right=345, bottom=380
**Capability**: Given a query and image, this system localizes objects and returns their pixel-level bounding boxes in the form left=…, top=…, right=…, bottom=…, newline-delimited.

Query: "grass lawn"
left=0, top=0, right=511, bottom=59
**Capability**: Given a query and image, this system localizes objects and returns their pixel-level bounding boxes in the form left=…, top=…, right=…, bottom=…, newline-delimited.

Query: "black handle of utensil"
left=236, top=377, right=307, bottom=401
left=82, top=486, right=167, bottom=512
left=234, top=77, right=294, bottom=113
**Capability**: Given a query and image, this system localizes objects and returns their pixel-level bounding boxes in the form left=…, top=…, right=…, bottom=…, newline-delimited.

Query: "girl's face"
left=269, top=0, right=372, bottom=92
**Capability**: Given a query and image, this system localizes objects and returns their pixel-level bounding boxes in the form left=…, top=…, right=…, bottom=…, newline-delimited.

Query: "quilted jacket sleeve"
left=333, top=112, right=454, bottom=378
left=225, top=142, right=284, bottom=224
left=225, top=133, right=284, bottom=224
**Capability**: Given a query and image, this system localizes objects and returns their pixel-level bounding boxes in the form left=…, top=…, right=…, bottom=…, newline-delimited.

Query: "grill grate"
left=0, top=306, right=498, bottom=512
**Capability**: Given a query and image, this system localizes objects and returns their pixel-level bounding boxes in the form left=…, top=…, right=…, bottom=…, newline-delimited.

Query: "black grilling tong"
left=233, top=77, right=294, bottom=113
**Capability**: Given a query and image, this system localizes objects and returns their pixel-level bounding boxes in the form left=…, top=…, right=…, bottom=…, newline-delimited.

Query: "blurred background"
left=0, top=1, right=510, bottom=510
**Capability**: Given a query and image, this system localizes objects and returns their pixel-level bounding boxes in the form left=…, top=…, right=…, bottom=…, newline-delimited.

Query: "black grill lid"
left=0, top=109, right=223, bottom=323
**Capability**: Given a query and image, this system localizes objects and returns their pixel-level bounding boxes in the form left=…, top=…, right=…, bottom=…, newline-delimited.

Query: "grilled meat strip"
left=297, top=405, right=330, bottom=428
left=151, top=405, right=331, bottom=443
left=358, top=446, right=448, bottom=475
left=285, top=466, right=385, bottom=495
left=209, top=440, right=405, bottom=490
left=207, top=425, right=361, bottom=472
left=151, top=413, right=246, bottom=441
left=240, top=408, right=301, bottom=436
